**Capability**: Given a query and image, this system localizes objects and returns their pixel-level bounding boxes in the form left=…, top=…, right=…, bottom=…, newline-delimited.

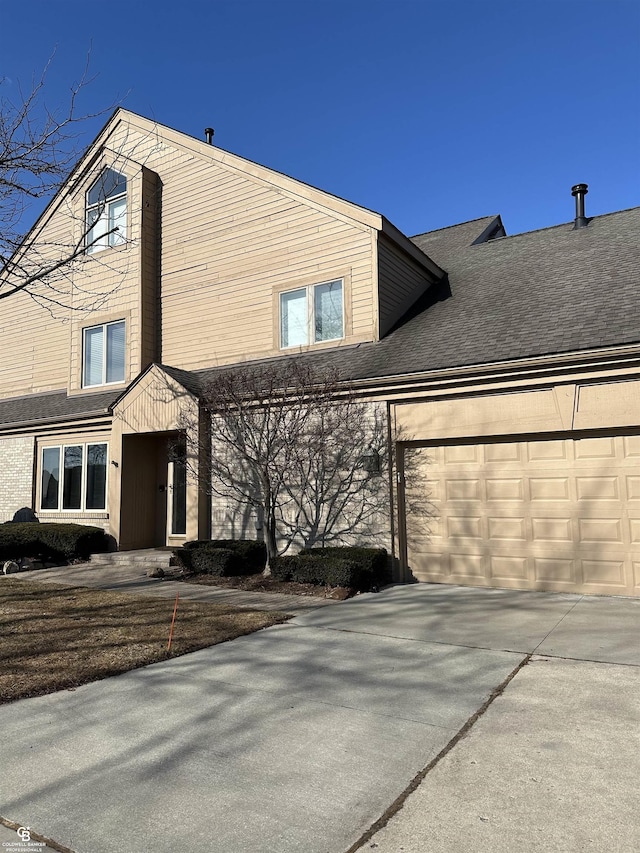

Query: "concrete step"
left=89, top=549, right=174, bottom=568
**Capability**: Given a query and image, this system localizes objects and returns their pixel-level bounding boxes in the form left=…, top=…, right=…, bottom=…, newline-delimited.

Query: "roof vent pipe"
left=204, top=127, right=215, bottom=145
left=571, top=183, right=589, bottom=229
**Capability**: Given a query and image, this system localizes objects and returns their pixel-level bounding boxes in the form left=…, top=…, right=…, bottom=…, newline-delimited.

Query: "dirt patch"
left=0, top=578, right=287, bottom=704
left=177, top=571, right=354, bottom=600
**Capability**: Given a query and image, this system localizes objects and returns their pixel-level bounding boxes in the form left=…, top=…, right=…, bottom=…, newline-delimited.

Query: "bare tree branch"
left=179, top=361, right=406, bottom=574
left=0, top=57, right=139, bottom=311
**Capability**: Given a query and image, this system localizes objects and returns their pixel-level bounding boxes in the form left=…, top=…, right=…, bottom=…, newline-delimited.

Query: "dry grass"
left=0, top=578, right=288, bottom=704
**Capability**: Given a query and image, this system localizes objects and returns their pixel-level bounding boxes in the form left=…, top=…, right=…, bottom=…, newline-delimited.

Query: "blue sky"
left=2, top=0, right=639, bottom=237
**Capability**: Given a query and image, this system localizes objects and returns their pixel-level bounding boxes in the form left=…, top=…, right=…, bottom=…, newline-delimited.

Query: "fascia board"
left=381, top=217, right=446, bottom=279
left=346, top=343, right=640, bottom=397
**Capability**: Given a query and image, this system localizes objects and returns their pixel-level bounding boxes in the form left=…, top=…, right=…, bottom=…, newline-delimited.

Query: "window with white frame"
left=86, top=168, right=127, bottom=253
left=40, top=443, right=108, bottom=512
left=280, top=279, right=344, bottom=348
left=83, top=320, right=125, bottom=387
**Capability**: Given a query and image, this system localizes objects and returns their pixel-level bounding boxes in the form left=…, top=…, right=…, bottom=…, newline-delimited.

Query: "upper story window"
left=83, top=320, right=126, bottom=387
left=86, top=168, right=127, bottom=253
left=280, top=279, right=344, bottom=348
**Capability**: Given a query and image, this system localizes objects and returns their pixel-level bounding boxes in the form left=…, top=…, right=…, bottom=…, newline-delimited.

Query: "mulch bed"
left=176, top=571, right=354, bottom=600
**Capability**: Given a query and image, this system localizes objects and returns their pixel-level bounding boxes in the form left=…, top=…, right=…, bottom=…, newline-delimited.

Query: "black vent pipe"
left=204, top=127, right=215, bottom=145
left=571, top=183, right=589, bottom=229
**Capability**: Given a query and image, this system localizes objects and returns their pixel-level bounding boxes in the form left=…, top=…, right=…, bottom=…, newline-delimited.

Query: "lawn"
left=0, top=578, right=288, bottom=704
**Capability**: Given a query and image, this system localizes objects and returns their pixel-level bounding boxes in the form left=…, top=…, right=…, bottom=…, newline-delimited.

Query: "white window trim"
left=280, top=278, right=344, bottom=349
left=82, top=320, right=126, bottom=388
left=39, top=442, right=109, bottom=513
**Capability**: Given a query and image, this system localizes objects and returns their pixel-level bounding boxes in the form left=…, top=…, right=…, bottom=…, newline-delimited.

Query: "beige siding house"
left=1, top=109, right=639, bottom=596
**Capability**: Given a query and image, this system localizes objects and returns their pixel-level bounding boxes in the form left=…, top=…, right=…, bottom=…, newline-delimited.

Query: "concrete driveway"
left=0, top=582, right=638, bottom=853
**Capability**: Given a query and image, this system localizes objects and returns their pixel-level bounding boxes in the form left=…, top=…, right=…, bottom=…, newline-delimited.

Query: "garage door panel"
left=490, top=555, right=529, bottom=581
left=447, top=516, right=483, bottom=539
left=581, top=560, right=627, bottom=587
left=445, top=479, right=481, bottom=500
left=485, top=443, right=522, bottom=462
left=626, top=477, right=640, bottom=500
left=444, top=444, right=480, bottom=463
left=576, top=477, right=620, bottom=500
left=487, top=517, right=527, bottom=541
left=531, top=518, right=573, bottom=542
left=574, top=436, right=617, bottom=458
left=486, top=478, right=523, bottom=500
left=623, top=436, right=640, bottom=457
left=578, top=518, right=624, bottom=543
left=527, top=440, right=569, bottom=461
left=534, top=557, right=576, bottom=584
left=529, top=477, right=571, bottom=501
left=448, top=553, right=485, bottom=579
left=405, top=433, right=639, bottom=596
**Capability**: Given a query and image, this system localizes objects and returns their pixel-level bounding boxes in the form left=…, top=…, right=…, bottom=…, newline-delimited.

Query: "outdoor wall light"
left=361, top=447, right=381, bottom=475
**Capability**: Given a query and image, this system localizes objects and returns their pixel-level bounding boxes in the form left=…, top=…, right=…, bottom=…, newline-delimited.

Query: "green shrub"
left=271, top=553, right=368, bottom=590
left=298, top=546, right=390, bottom=587
left=191, top=546, right=242, bottom=576
left=0, top=523, right=110, bottom=562
left=174, top=539, right=265, bottom=576
left=209, top=539, right=266, bottom=572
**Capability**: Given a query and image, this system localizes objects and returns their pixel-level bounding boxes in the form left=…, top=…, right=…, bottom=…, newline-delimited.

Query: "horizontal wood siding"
left=159, top=154, right=376, bottom=368
left=1, top=117, right=378, bottom=402
left=0, top=199, right=72, bottom=398
left=97, top=124, right=378, bottom=369
left=378, top=235, right=432, bottom=337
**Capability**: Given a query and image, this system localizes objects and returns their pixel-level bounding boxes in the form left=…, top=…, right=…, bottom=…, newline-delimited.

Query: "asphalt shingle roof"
left=400, top=206, right=640, bottom=373
left=0, top=389, right=116, bottom=428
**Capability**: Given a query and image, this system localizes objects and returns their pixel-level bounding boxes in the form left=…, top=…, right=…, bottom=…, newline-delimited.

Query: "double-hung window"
left=41, top=443, right=108, bottom=512
left=280, top=279, right=344, bottom=348
left=83, top=320, right=125, bottom=387
left=86, top=168, right=127, bottom=253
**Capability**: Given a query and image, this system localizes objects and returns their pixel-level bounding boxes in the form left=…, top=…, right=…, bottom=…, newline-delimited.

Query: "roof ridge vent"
left=571, top=183, right=589, bottom=229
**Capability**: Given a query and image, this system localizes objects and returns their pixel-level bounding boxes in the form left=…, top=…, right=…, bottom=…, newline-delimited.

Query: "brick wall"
left=0, top=436, right=35, bottom=522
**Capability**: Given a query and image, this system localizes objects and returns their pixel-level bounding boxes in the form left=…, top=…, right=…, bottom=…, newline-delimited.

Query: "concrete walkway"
left=0, top=576, right=638, bottom=853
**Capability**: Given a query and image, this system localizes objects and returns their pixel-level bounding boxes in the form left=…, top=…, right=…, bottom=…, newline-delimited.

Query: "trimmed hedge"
left=299, top=546, right=390, bottom=587
left=270, top=554, right=360, bottom=588
left=0, top=523, right=110, bottom=563
left=272, top=547, right=389, bottom=592
left=174, top=539, right=266, bottom=576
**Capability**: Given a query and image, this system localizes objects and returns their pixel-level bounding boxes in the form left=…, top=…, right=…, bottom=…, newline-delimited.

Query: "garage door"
left=404, top=433, right=640, bottom=596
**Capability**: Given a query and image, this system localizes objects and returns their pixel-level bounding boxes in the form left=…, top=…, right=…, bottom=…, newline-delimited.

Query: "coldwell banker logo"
left=1, top=825, right=46, bottom=849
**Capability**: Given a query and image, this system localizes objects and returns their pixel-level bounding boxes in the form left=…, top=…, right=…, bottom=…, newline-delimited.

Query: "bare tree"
left=180, top=360, right=391, bottom=574
left=0, top=59, right=129, bottom=311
